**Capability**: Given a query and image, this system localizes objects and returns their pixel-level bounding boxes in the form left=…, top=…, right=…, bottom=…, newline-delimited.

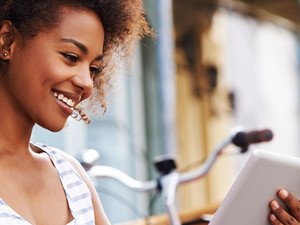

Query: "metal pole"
left=156, top=0, right=177, bottom=155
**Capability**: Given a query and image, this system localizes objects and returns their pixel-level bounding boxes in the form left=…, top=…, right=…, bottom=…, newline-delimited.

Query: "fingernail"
left=280, top=189, right=289, bottom=199
left=272, top=201, right=280, bottom=210
left=270, top=213, right=276, bottom=221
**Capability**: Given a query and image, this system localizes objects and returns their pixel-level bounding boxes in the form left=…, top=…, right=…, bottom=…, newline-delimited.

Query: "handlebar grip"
left=232, top=129, right=273, bottom=150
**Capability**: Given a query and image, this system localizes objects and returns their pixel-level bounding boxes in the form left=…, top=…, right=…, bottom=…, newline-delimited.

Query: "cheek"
left=11, top=43, right=67, bottom=82
left=37, top=52, right=75, bottom=85
left=41, top=61, right=70, bottom=85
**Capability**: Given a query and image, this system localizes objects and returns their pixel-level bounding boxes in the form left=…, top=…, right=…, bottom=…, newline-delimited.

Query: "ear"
left=0, top=20, right=15, bottom=60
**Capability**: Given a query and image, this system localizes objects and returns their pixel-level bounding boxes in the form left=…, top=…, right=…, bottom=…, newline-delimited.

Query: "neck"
left=0, top=83, right=34, bottom=154
left=0, top=118, right=33, bottom=154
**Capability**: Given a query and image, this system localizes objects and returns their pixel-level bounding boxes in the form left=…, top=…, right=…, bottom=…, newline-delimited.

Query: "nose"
left=72, top=66, right=93, bottom=100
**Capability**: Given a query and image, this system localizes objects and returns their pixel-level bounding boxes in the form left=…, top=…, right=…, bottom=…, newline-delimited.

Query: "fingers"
left=278, top=189, right=300, bottom=221
left=269, top=189, right=300, bottom=225
left=269, top=212, right=284, bottom=225
left=269, top=200, right=298, bottom=225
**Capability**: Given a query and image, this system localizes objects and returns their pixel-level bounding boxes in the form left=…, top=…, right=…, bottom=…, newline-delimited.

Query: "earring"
left=3, top=52, right=8, bottom=57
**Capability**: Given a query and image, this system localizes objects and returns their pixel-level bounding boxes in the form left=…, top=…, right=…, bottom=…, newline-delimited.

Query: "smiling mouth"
left=52, top=91, right=76, bottom=108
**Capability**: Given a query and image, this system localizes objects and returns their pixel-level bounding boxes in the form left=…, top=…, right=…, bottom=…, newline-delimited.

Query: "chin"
left=47, top=126, right=66, bottom=133
left=37, top=119, right=68, bottom=133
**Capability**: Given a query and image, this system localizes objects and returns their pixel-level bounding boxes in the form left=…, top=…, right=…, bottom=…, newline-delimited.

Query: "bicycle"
left=80, top=127, right=273, bottom=225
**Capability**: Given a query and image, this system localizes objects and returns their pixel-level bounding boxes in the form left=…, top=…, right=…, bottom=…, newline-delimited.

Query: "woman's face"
left=4, top=7, right=105, bottom=131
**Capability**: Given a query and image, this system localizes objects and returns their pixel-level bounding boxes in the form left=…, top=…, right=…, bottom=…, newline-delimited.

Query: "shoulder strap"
left=32, top=143, right=95, bottom=225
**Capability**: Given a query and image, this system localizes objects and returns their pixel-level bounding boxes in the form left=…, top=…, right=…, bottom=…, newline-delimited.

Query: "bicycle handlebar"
left=232, top=129, right=273, bottom=152
left=85, top=128, right=273, bottom=192
left=88, top=166, right=158, bottom=192
left=86, top=137, right=232, bottom=192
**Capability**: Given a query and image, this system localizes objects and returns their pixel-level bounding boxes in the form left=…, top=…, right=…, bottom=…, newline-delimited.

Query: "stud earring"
left=3, top=53, right=8, bottom=57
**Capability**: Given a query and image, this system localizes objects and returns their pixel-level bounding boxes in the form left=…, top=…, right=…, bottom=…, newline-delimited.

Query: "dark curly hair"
left=0, top=0, right=152, bottom=116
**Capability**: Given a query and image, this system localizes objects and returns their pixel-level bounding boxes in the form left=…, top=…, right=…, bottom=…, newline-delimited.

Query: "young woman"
left=0, top=0, right=151, bottom=224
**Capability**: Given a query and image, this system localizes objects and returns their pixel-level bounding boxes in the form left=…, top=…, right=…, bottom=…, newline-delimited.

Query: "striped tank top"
left=0, top=143, right=95, bottom=225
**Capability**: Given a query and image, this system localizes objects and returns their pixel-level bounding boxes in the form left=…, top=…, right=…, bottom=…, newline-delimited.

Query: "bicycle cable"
left=178, top=147, right=245, bottom=173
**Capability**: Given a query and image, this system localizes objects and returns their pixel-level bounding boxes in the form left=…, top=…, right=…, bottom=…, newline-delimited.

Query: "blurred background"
left=32, top=0, right=300, bottom=224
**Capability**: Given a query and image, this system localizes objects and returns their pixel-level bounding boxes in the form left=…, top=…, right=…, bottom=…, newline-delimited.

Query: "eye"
left=90, top=66, right=101, bottom=78
left=61, top=53, right=79, bottom=63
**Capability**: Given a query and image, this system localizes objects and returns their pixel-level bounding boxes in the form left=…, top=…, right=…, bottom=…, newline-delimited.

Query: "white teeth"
left=67, top=99, right=75, bottom=107
left=52, top=91, right=75, bottom=108
left=58, top=94, right=64, bottom=100
left=62, top=97, right=68, bottom=103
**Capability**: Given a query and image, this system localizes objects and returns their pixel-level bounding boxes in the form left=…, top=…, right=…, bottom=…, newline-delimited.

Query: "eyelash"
left=61, top=53, right=79, bottom=63
left=90, top=67, right=102, bottom=77
left=61, top=53, right=101, bottom=77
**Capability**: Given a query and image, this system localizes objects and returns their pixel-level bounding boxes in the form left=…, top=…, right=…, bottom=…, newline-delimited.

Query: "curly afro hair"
left=0, top=0, right=152, bottom=115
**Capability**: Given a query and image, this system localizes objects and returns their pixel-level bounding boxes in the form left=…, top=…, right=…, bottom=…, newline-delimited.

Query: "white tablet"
left=209, top=149, right=300, bottom=225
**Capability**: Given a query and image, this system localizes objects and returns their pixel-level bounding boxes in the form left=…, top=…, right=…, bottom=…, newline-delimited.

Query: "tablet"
left=209, top=149, right=300, bottom=225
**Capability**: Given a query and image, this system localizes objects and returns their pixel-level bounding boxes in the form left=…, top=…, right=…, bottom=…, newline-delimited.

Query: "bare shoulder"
left=55, top=149, right=111, bottom=225
left=54, top=149, right=87, bottom=177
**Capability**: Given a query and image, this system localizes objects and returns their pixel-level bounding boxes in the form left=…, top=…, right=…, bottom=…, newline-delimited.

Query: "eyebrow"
left=60, top=38, right=103, bottom=61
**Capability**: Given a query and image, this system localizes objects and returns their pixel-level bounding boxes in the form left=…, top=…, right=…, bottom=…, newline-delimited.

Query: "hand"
left=269, top=189, right=300, bottom=225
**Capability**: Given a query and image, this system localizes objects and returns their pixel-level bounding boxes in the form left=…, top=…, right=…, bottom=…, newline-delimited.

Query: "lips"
left=52, top=91, right=75, bottom=108
left=51, top=90, right=81, bottom=115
